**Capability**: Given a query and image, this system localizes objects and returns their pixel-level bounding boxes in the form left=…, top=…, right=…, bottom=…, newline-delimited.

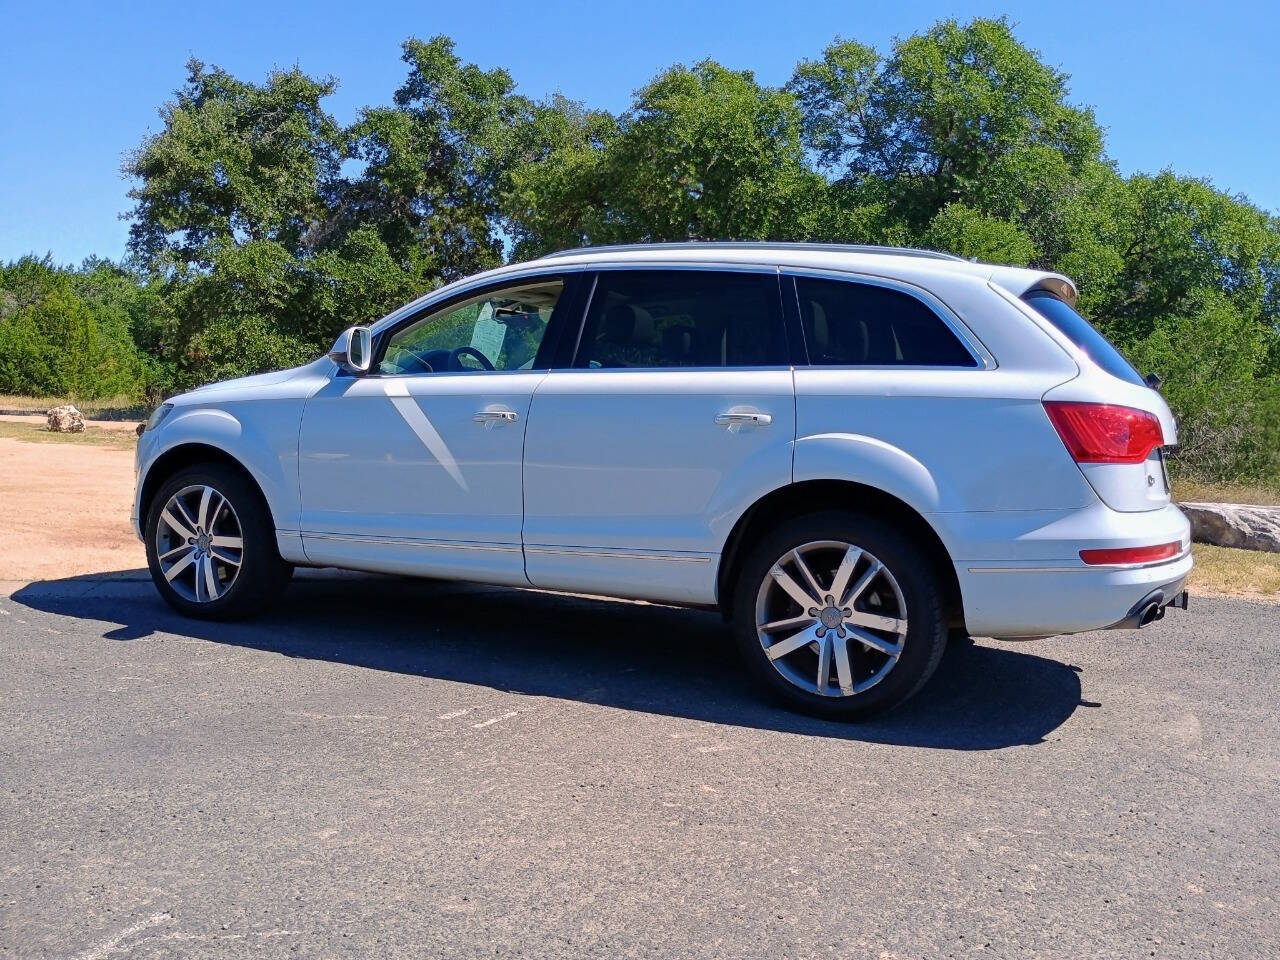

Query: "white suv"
left=134, top=243, right=1192, bottom=718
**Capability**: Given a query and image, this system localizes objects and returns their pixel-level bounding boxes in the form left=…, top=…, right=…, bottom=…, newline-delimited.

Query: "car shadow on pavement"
left=10, top=571, right=1085, bottom=750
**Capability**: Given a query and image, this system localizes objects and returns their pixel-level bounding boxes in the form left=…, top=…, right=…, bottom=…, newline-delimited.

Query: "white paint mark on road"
left=472, top=711, right=518, bottom=729
left=72, top=911, right=171, bottom=960
left=438, top=708, right=471, bottom=720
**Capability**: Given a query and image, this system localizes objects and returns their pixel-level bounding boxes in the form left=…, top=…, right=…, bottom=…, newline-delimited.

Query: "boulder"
left=1181, top=502, right=1280, bottom=554
left=45, top=404, right=85, bottom=434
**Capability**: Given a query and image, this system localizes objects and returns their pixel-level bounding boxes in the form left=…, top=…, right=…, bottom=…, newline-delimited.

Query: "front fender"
left=135, top=403, right=302, bottom=538
left=793, top=432, right=942, bottom=516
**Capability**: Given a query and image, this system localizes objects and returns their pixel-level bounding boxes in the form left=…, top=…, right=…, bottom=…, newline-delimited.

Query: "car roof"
left=372, top=242, right=1076, bottom=332
left=536, top=242, right=1075, bottom=303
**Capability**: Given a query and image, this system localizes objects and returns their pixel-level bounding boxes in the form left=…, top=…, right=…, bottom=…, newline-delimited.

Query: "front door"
left=521, top=267, right=796, bottom=605
left=298, top=273, right=575, bottom=584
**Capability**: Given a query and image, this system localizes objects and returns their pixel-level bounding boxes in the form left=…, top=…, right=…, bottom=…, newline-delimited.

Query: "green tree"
left=340, top=36, right=521, bottom=281
left=503, top=62, right=823, bottom=255
left=0, top=256, right=146, bottom=398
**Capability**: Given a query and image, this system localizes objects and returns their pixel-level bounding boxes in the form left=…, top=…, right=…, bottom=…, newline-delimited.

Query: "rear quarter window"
left=1023, top=291, right=1145, bottom=387
left=794, top=276, right=977, bottom=367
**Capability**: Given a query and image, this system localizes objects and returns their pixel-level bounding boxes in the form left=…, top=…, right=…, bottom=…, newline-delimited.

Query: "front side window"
left=795, top=276, right=977, bottom=367
left=379, top=279, right=564, bottom=375
left=574, top=270, right=787, bottom=369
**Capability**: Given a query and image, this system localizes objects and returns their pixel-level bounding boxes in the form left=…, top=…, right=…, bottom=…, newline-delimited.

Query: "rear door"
left=521, top=266, right=796, bottom=605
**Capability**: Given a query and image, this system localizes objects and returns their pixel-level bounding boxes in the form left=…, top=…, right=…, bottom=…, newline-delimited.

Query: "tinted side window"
left=575, top=270, right=786, bottom=369
left=1023, top=291, right=1145, bottom=386
left=795, top=276, right=977, bottom=367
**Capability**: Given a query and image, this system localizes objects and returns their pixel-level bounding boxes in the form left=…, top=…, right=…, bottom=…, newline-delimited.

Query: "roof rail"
left=537, top=241, right=967, bottom=262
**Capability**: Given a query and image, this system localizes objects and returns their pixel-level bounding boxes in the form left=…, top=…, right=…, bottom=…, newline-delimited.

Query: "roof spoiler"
left=1024, top=275, right=1078, bottom=308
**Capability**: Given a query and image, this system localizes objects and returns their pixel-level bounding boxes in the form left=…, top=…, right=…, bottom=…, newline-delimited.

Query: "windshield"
left=1023, top=292, right=1145, bottom=387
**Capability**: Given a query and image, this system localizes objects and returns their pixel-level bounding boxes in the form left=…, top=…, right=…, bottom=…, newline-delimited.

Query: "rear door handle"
left=474, top=408, right=519, bottom=425
left=715, top=411, right=772, bottom=427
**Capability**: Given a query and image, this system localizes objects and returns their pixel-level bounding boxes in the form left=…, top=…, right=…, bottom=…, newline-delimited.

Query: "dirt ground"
left=0, top=437, right=144, bottom=581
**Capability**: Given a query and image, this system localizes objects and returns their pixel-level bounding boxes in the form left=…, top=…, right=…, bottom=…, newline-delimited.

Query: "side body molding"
left=792, top=432, right=943, bottom=516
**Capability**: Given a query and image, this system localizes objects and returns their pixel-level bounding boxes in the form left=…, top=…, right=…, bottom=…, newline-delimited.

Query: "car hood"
left=176, top=357, right=331, bottom=404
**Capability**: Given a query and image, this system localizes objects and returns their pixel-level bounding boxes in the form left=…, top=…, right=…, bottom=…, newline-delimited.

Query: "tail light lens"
left=1044, top=401, right=1164, bottom=464
left=1080, top=542, right=1182, bottom=565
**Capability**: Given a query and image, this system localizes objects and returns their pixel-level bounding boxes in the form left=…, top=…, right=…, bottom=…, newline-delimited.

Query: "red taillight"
left=1079, top=542, right=1182, bottom=565
left=1044, top=401, right=1164, bottom=464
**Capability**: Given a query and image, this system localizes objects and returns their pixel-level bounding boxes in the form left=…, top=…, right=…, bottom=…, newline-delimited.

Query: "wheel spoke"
left=833, top=637, right=855, bottom=695
left=197, top=486, right=214, bottom=531
left=159, top=543, right=189, bottom=562
left=163, top=550, right=195, bottom=582
left=210, top=534, right=242, bottom=549
left=202, top=555, right=220, bottom=599
left=791, top=550, right=826, bottom=602
left=845, top=610, right=908, bottom=635
left=160, top=508, right=195, bottom=540
left=842, top=559, right=882, bottom=606
left=771, top=566, right=819, bottom=612
left=760, top=612, right=816, bottom=633
left=766, top=624, right=819, bottom=661
left=828, top=545, right=863, bottom=605
left=815, top=633, right=833, bottom=693
left=210, top=547, right=241, bottom=566
left=848, top=626, right=902, bottom=657
left=172, top=496, right=199, bottom=534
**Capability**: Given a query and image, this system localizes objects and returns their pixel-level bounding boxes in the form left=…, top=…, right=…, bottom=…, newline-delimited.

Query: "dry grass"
left=0, top=393, right=149, bottom=421
left=0, top=420, right=139, bottom=450
left=1190, top=544, right=1280, bottom=600
left=1173, top=478, right=1280, bottom=506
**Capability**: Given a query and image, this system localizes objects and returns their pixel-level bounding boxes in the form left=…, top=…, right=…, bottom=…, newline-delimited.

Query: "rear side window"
left=1023, top=291, right=1145, bottom=386
left=575, top=270, right=787, bottom=368
left=794, top=276, right=977, bottom=367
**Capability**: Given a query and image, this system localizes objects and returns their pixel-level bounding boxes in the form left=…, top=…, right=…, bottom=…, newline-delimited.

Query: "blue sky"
left=1, top=0, right=1275, bottom=265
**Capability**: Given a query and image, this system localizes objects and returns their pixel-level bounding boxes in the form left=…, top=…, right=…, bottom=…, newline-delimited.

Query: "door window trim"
left=565, top=263, right=793, bottom=372
left=784, top=268, right=996, bottom=370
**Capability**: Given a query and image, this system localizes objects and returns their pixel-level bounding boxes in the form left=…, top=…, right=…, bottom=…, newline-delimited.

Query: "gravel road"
left=1, top=573, right=1276, bottom=958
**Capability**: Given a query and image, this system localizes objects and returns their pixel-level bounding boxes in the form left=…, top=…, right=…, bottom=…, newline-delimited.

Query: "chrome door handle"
left=715, top=412, right=772, bottom=427
left=474, top=409, right=519, bottom=425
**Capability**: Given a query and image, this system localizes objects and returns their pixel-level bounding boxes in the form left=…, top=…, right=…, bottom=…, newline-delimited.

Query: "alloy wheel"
left=754, top=539, right=908, bottom=697
left=154, top=484, right=244, bottom=603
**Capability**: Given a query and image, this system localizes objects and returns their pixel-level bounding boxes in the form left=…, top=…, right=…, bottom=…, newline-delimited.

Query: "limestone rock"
left=1181, top=502, right=1280, bottom=553
left=45, top=404, right=85, bottom=434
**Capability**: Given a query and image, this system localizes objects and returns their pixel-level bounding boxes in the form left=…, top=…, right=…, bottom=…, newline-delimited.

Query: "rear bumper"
left=942, top=501, right=1193, bottom=638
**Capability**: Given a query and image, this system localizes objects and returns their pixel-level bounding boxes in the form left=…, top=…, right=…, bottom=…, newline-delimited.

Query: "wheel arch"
left=139, top=443, right=279, bottom=533
left=716, top=479, right=964, bottom=627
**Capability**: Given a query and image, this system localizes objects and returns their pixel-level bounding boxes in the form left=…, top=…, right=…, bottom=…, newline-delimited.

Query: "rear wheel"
left=145, top=463, right=292, bottom=620
left=732, top=511, right=948, bottom=719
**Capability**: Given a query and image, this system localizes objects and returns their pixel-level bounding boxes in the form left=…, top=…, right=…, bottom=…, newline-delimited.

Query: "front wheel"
left=732, top=511, right=948, bottom=720
left=144, top=463, right=293, bottom=620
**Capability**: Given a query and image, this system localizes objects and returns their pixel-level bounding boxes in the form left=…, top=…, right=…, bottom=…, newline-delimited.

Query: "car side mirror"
left=329, top=326, right=372, bottom=375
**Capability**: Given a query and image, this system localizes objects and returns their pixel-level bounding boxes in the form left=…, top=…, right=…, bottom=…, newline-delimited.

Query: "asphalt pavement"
left=0, top=572, right=1276, bottom=959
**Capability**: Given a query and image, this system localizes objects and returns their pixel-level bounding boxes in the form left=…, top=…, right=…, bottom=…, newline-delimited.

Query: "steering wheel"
left=450, top=345, right=495, bottom=372
left=398, top=347, right=435, bottom=374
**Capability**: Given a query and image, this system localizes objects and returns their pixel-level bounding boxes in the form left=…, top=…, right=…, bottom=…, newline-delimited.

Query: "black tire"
left=731, top=511, right=948, bottom=720
left=144, top=462, right=293, bottom=620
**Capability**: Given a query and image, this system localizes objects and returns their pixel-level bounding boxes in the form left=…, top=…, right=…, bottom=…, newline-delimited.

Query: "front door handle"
left=715, top=411, right=772, bottom=428
left=474, top=408, right=519, bottom=426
